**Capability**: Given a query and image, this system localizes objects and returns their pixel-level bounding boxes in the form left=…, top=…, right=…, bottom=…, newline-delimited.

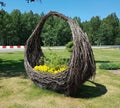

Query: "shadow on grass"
left=95, top=60, right=110, bottom=63
left=77, top=80, right=107, bottom=98
left=32, top=80, right=107, bottom=99
left=0, top=58, right=107, bottom=98
left=37, top=80, right=107, bottom=99
left=0, top=59, right=27, bottom=78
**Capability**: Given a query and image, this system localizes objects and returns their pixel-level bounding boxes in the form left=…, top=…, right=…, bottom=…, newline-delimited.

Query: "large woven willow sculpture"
left=24, top=11, right=96, bottom=97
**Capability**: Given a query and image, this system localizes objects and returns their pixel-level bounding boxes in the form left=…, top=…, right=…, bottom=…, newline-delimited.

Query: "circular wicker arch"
left=24, top=11, right=96, bottom=97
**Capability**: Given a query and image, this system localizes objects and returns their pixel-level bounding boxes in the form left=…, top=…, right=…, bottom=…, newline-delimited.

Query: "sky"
left=1, top=0, right=120, bottom=22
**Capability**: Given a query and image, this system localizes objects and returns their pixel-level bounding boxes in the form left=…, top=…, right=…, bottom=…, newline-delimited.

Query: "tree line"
left=82, top=13, right=120, bottom=45
left=0, top=9, right=120, bottom=46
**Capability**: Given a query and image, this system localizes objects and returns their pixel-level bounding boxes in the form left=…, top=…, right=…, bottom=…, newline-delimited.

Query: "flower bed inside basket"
left=24, top=11, right=96, bottom=97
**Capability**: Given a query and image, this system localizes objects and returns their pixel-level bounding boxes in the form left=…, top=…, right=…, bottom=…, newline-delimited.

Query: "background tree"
left=82, top=14, right=120, bottom=45
left=0, top=8, right=120, bottom=46
left=0, top=0, right=38, bottom=4
left=10, top=9, right=22, bottom=45
left=21, top=11, right=40, bottom=45
left=115, top=26, right=120, bottom=44
left=2, top=11, right=13, bottom=45
left=73, top=16, right=82, bottom=28
left=97, top=22, right=113, bottom=45
left=103, top=13, right=120, bottom=45
left=0, top=1, right=5, bottom=7
left=0, top=9, right=6, bottom=45
left=82, top=16, right=101, bottom=45
left=41, top=16, right=72, bottom=46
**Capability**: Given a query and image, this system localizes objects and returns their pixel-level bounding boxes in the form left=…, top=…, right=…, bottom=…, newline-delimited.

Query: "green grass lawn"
left=0, top=48, right=120, bottom=108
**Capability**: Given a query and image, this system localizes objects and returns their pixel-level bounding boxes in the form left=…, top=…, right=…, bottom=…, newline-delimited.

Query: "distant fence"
left=0, top=45, right=120, bottom=49
left=0, top=46, right=25, bottom=49
left=92, top=45, right=120, bottom=49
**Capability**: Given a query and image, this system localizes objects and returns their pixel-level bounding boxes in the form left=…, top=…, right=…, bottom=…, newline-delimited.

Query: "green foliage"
left=97, top=22, right=113, bottom=45
left=0, top=9, right=40, bottom=45
left=0, top=9, right=120, bottom=46
left=82, top=16, right=101, bottom=45
left=43, top=48, right=69, bottom=68
left=82, top=13, right=120, bottom=45
left=66, top=41, right=73, bottom=52
left=41, top=16, right=72, bottom=46
left=99, top=63, right=120, bottom=70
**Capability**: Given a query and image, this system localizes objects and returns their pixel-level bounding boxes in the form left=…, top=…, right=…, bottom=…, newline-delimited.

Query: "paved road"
left=0, top=48, right=25, bottom=52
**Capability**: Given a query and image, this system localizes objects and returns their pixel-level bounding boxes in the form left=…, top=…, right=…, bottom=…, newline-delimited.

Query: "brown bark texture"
left=24, top=11, right=96, bottom=97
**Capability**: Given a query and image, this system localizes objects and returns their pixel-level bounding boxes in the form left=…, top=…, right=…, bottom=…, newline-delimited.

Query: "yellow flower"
left=34, top=66, right=39, bottom=71
left=34, top=65, right=67, bottom=74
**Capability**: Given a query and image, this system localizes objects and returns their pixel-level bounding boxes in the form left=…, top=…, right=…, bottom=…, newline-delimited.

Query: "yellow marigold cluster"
left=34, top=65, right=67, bottom=74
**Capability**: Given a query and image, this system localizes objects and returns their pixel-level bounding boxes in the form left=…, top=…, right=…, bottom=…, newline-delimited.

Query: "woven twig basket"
left=24, top=11, right=96, bottom=97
